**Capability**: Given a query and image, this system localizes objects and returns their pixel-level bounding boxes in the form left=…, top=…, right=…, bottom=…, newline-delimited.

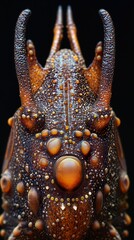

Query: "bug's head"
left=13, top=6, right=115, bottom=194
left=14, top=6, right=115, bottom=126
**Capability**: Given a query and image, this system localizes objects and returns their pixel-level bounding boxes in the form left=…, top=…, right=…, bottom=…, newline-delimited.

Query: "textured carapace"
left=0, top=5, right=131, bottom=240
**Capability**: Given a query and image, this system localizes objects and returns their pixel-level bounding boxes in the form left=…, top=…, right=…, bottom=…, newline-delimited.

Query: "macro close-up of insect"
left=0, top=2, right=133, bottom=240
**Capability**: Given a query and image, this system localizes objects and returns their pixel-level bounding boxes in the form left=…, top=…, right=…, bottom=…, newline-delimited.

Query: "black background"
left=0, top=0, right=133, bottom=239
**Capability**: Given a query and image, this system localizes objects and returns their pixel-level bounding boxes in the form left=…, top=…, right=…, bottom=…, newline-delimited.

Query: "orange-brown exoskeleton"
left=0, top=6, right=131, bottom=240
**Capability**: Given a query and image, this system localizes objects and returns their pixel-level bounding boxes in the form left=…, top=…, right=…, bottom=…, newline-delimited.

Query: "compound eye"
left=20, top=107, right=45, bottom=133
left=87, top=108, right=112, bottom=132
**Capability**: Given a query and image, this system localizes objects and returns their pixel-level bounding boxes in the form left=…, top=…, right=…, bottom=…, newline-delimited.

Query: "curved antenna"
left=14, top=9, right=35, bottom=107
left=66, top=5, right=85, bottom=63
left=97, top=9, right=115, bottom=108
left=46, top=6, right=63, bottom=62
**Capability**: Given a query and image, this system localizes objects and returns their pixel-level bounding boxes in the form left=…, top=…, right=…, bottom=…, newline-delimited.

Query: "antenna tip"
left=56, top=5, right=63, bottom=24
left=67, top=5, right=73, bottom=25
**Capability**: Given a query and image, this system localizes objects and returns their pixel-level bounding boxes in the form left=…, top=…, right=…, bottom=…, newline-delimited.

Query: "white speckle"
left=73, top=205, right=77, bottom=211
left=61, top=203, right=66, bottom=210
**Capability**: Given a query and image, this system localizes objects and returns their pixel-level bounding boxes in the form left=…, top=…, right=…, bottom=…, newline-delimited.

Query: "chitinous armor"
left=0, top=6, right=131, bottom=240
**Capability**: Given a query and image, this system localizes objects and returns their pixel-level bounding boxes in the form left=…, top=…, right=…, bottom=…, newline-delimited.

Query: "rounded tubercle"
left=54, top=155, right=83, bottom=191
left=20, top=106, right=45, bottom=133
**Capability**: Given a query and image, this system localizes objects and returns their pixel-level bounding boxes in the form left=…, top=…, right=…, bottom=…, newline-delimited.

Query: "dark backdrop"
left=0, top=0, right=133, bottom=239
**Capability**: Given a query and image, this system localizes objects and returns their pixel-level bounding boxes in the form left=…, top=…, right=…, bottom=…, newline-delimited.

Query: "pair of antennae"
left=14, top=6, right=115, bottom=109
left=47, top=6, right=84, bottom=63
